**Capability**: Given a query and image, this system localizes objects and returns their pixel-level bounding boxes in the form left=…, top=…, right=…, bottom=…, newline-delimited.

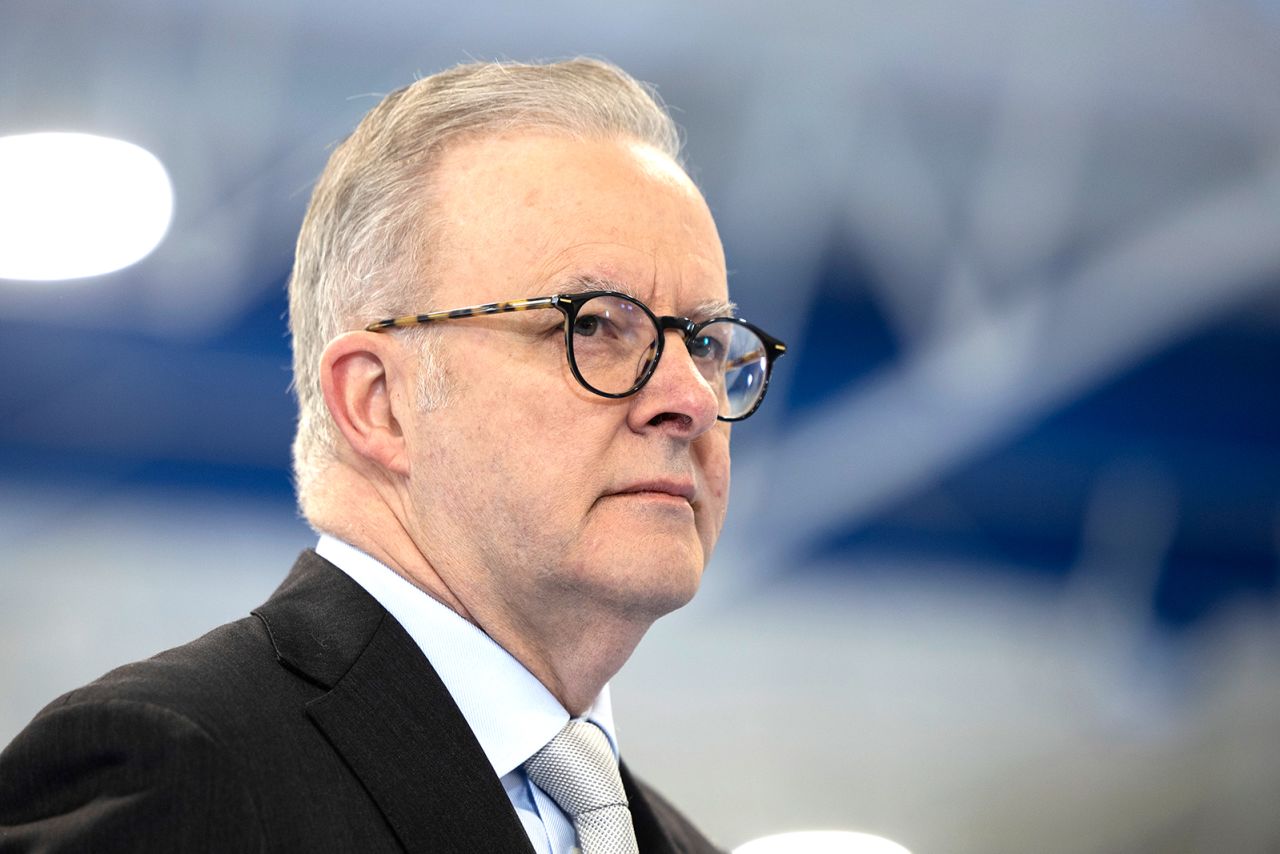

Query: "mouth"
left=609, top=479, right=696, bottom=505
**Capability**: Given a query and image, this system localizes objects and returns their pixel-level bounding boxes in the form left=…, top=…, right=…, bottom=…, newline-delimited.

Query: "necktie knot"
left=524, top=720, right=639, bottom=853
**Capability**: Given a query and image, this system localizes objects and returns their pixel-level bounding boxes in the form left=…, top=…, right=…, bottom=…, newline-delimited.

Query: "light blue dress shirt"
left=316, top=535, right=618, bottom=853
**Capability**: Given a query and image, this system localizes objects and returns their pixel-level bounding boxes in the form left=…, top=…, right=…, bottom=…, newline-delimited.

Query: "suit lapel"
left=621, top=761, right=680, bottom=854
left=254, top=552, right=534, bottom=854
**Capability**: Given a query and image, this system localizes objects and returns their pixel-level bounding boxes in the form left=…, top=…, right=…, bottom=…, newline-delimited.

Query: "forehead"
left=425, top=132, right=728, bottom=314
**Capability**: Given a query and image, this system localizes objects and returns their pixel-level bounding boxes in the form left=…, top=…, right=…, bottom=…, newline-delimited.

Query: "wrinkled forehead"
left=555, top=272, right=737, bottom=322
left=425, top=133, right=728, bottom=315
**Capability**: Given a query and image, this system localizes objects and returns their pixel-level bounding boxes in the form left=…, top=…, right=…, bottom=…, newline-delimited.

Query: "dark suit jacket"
left=0, top=551, right=722, bottom=853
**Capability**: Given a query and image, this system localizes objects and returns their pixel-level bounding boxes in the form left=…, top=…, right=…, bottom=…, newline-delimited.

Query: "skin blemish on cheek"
left=522, top=187, right=541, bottom=208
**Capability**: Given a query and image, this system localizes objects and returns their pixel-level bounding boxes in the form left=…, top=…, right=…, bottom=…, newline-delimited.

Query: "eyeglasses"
left=365, top=290, right=787, bottom=421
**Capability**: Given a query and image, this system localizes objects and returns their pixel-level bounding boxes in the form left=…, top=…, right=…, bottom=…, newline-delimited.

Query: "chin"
left=619, top=549, right=705, bottom=619
left=565, top=546, right=704, bottom=622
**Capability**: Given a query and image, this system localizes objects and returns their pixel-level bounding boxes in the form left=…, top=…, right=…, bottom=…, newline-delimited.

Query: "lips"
left=610, top=479, right=696, bottom=503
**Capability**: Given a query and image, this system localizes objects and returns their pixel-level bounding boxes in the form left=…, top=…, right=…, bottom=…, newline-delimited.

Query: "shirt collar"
left=314, top=535, right=618, bottom=777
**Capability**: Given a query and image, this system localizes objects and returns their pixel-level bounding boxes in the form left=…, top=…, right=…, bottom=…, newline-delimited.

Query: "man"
left=0, top=59, right=785, bottom=853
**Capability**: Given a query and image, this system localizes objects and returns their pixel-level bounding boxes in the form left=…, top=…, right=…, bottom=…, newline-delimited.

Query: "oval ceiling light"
left=0, top=131, right=173, bottom=281
left=734, top=830, right=912, bottom=854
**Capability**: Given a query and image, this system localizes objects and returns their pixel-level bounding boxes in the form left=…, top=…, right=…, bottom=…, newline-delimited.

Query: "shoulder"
left=0, top=552, right=402, bottom=853
left=51, top=613, right=304, bottom=737
left=25, top=547, right=369, bottom=745
left=0, top=617, right=277, bottom=852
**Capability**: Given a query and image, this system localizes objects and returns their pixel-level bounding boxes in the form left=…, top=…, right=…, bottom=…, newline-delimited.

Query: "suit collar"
left=252, top=550, right=383, bottom=688
left=253, top=551, right=534, bottom=853
left=314, top=534, right=616, bottom=780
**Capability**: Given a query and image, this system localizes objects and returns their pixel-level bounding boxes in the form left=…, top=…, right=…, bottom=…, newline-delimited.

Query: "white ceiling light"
left=0, top=131, right=173, bottom=281
left=734, top=830, right=912, bottom=854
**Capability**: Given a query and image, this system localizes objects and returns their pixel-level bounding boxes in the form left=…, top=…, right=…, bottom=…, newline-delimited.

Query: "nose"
left=625, top=330, right=721, bottom=437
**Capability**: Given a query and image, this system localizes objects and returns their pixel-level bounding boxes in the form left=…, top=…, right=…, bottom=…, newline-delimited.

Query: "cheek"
left=697, top=429, right=732, bottom=530
left=413, top=340, right=595, bottom=522
left=476, top=390, right=605, bottom=504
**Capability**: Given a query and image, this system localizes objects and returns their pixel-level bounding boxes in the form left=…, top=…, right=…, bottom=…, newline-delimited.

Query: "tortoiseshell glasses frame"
left=364, top=290, right=787, bottom=421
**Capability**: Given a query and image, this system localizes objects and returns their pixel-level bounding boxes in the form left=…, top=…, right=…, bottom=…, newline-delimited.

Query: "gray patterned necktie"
left=523, top=720, right=640, bottom=854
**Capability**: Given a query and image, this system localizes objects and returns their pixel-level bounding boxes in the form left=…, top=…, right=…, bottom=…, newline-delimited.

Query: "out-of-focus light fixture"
left=734, top=830, right=912, bottom=854
left=0, top=131, right=173, bottom=281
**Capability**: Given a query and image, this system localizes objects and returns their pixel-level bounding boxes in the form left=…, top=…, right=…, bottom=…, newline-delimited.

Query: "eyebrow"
left=689, top=297, right=739, bottom=320
left=557, top=274, right=738, bottom=320
left=559, top=274, right=639, bottom=299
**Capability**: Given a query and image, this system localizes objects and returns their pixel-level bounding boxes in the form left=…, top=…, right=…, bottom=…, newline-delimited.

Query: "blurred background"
left=2, top=1, right=1278, bottom=852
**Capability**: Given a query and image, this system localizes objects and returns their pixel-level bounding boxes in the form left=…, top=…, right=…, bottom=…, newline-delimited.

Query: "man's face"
left=399, top=132, right=731, bottom=637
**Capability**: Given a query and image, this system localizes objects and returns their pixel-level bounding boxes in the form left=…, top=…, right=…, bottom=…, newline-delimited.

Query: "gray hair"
left=287, top=58, right=683, bottom=518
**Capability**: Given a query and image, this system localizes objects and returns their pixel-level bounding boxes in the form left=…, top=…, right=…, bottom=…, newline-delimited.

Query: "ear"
left=320, top=331, right=412, bottom=477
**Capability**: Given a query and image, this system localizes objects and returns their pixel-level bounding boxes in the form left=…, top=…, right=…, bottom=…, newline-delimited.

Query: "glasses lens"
left=693, top=320, right=769, bottom=419
left=567, top=296, right=772, bottom=418
left=569, top=294, right=659, bottom=394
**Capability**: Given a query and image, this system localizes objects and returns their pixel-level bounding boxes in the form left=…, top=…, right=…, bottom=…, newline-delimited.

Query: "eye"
left=573, top=314, right=602, bottom=336
left=572, top=309, right=626, bottom=339
left=688, top=333, right=726, bottom=362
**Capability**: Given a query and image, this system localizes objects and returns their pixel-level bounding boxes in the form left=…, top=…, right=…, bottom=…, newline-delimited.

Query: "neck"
left=307, top=464, right=653, bottom=716
left=476, top=602, right=650, bottom=716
